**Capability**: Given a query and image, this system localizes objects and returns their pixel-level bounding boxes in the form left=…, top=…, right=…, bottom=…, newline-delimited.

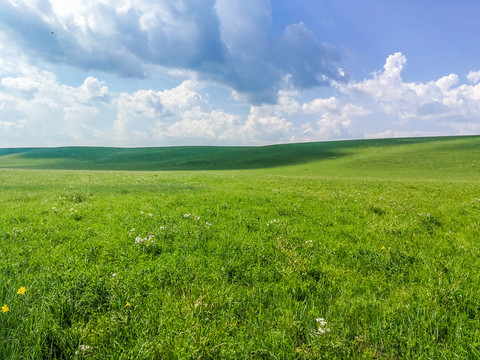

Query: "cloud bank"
left=1, top=35, right=480, bottom=147
left=1, top=1, right=480, bottom=146
left=2, top=0, right=346, bottom=104
left=343, top=53, right=480, bottom=137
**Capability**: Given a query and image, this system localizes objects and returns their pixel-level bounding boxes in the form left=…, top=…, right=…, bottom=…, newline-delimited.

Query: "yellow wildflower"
left=17, top=286, right=26, bottom=295
left=1, top=304, right=9, bottom=313
left=381, top=246, right=386, bottom=250
left=124, top=302, right=131, bottom=308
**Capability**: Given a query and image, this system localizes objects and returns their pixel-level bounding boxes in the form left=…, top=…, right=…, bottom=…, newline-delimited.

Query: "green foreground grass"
left=1, top=137, right=480, bottom=359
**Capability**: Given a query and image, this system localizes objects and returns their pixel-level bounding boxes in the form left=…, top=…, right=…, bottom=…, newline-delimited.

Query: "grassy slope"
left=271, top=135, right=480, bottom=181
left=1, top=135, right=479, bottom=177
left=1, top=136, right=480, bottom=358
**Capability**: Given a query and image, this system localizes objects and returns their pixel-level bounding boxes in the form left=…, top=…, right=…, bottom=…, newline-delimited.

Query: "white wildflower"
left=316, top=317, right=331, bottom=335
left=75, top=345, right=91, bottom=354
left=267, top=219, right=280, bottom=226
left=183, top=213, right=191, bottom=218
left=135, top=234, right=155, bottom=246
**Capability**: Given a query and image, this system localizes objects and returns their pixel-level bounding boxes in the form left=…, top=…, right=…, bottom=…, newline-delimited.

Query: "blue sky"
left=1, top=0, right=480, bottom=147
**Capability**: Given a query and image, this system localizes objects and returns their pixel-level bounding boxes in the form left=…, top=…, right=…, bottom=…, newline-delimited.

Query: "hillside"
left=0, top=136, right=479, bottom=180
left=1, top=135, right=480, bottom=358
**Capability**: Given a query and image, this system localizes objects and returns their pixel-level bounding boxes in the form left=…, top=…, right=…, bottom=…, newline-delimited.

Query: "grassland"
left=1, top=135, right=476, bottom=172
left=0, top=136, right=479, bottom=359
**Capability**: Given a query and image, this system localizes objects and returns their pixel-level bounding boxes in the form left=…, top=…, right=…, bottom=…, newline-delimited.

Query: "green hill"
left=0, top=136, right=479, bottom=180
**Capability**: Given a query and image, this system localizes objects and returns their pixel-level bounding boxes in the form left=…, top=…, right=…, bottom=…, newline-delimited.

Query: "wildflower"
left=111, top=273, right=117, bottom=277
left=183, top=213, right=191, bottom=218
left=316, top=317, right=330, bottom=335
left=1, top=304, right=9, bottom=313
left=75, top=345, right=92, bottom=354
left=381, top=246, right=386, bottom=250
left=134, top=234, right=155, bottom=246
left=125, top=302, right=131, bottom=308
left=267, top=219, right=280, bottom=226
left=17, top=286, right=26, bottom=295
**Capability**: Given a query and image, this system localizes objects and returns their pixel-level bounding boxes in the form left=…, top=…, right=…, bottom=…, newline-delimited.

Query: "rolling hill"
left=0, top=136, right=479, bottom=180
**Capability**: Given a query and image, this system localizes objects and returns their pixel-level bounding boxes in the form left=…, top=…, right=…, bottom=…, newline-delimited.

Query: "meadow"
left=0, top=136, right=479, bottom=359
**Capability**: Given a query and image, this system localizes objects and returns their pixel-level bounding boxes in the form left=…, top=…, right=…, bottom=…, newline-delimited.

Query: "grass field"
left=0, top=136, right=479, bottom=359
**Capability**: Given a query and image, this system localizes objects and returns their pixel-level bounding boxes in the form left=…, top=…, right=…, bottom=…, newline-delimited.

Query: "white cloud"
left=467, top=70, right=480, bottom=83
left=3, top=0, right=346, bottom=103
left=79, top=77, right=110, bottom=102
left=158, top=80, right=207, bottom=110
left=1, top=37, right=480, bottom=147
left=302, top=97, right=339, bottom=114
left=242, top=109, right=295, bottom=144
left=364, top=130, right=444, bottom=139
left=154, top=108, right=242, bottom=142
left=301, top=102, right=366, bottom=141
left=342, top=52, right=480, bottom=134
left=0, top=39, right=113, bottom=145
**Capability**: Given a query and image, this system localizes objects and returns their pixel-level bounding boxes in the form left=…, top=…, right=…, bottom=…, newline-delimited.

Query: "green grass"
left=0, top=136, right=480, bottom=359
left=1, top=135, right=478, bottom=173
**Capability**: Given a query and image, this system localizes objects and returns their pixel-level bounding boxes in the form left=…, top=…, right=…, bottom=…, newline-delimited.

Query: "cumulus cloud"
left=2, top=0, right=346, bottom=104
left=343, top=53, right=480, bottom=122
left=1, top=38, right=480, bottom=147
left=153, top=108, right=242, bottom=142
left=0, top=37, right=112, bottom=145
left=466, top=70, right=480, bottom=83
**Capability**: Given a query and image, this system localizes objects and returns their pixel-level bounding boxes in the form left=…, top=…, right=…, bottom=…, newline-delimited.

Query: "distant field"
left=0, top=136, right=479, bottom=359
left=1, top=135, right=479, bottom=175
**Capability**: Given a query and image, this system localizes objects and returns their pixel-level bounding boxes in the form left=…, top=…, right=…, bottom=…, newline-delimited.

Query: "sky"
left=1, top=0, right=480, bottom=147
